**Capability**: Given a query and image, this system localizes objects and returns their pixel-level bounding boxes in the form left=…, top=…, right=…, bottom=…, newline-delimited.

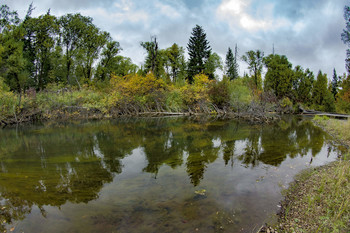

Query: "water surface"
left=0, top=117, right=342, bottom=232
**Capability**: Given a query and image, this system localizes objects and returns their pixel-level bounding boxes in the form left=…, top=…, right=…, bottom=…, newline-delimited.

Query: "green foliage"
left=0, top=5, right=20, bottom=33
left=187, top=25, right=211, bottom=83
left=294, top=67, right=314, bottom=104
left=204, top=52, right=223, bottom=80
left=312, top=71, right=335, bottom=112
left=279, top=97, right=293, bottom=113
left=140, top=36, right=164, bottom=78
left=225, top=46, right=239, bottom=81
left=208, top=78, right=230, bottom=108
left=263, top=54, right=294, bottom=99
left=336, top=74, right=350, bottom=113
left=95, top=41, right=122, bottom=81
left=242, top=50, right=264, bottom=89
left=228, top=78, right=252, bottom=112
left=0, top=77, right=17, bottom=119
left=22, top=13, right=59, bottom=90
left=0, top=25, right=28, bottom=94
left=164, top=43, right=186, bottom=83
left=331, top=68, right=339, bottom=98
left=165, top=88, right=185, bottom=112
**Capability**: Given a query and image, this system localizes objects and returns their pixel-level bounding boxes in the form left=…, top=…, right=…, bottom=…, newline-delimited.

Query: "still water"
left=0, top=117, right=342, bottom=232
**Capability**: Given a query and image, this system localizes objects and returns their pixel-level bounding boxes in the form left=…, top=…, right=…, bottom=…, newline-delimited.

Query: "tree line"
left=1, top=3, right=350, bottom=120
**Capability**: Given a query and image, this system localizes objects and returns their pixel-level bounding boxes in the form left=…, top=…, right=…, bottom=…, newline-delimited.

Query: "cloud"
left=216, top=0, right=289, bottom=31
left=155, top=1, right=181, bottom=19
left=1, top=0, right=348, bottom=77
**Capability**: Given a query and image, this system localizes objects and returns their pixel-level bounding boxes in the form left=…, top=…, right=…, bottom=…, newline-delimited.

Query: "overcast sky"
left=3, top=0, right=349, bottom=78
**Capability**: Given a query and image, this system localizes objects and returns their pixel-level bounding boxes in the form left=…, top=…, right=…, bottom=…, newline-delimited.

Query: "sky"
left=3, top=0, right=349, bottom=79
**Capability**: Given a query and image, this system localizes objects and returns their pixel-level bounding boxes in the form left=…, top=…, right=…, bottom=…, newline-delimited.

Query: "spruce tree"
left=187, top=25, right=211, bottom=83
left=331, top=68, right=339, bottom=98
left=225, top=45, right=239, bottom=80
left=225, top=47, right=234, bottom=80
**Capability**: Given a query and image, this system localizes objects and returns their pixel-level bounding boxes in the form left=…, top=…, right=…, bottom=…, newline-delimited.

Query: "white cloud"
left=114, top=0, right=133, bottom=11
left=155, top=2, right=181, bottom=19
left=216, top=0, right=288, bottom=31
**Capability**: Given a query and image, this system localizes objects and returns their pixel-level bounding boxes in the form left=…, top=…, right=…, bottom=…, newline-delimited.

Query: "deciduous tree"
left=263, top=54, right=294, bottom=99
left=242, top=50, right=263, bottom=89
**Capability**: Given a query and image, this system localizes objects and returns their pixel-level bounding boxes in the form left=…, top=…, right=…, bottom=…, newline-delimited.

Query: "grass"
left=276, top=117, right=350, bottom=232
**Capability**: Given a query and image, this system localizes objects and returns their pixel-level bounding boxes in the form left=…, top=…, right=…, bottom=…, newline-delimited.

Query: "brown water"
left=0, top=116, right=343, bottom=232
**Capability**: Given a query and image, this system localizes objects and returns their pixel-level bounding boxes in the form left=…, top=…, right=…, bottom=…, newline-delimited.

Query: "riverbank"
left=272, top=117, right=350, bottom=232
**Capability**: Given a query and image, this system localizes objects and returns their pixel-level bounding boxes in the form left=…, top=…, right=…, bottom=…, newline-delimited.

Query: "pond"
left=0, top=116, right=343, bottom=232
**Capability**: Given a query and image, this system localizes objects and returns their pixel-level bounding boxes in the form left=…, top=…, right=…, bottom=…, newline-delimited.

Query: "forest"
left=1, top=4, right=350, bottom=123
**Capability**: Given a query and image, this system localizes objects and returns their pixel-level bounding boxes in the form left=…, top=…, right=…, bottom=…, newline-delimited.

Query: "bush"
left=279, top=97, right=293, bottom=113
left=180, top=74, right=212, bottom=111
left=0, top=90, right=17, bottom=120
left=109, top=73, right=167, bottom=111
left=208, top=78, right=230, bottom=108
left=228, top=78, right=252, bottom=112
left=166, top=88, right=185, bottom=112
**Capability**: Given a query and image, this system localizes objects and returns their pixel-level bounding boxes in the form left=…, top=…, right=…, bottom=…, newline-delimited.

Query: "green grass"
left=277, top=117, right=350, bottom=232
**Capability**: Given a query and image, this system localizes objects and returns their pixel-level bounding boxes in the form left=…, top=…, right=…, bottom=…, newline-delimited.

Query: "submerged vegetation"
left=276, top=117, right=350, bottom=232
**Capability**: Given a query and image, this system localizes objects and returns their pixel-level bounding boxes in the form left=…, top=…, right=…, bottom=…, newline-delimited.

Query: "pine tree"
left=187, top=25, right=211, bottom=83
left=331, top=68, right=339, bottom=98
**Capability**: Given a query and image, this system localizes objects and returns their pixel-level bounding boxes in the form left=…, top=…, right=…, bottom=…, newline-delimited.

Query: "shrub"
left=228, top=78, right=252, bottom=112
left=0, top=90, right=17, bottom=120
left=181, top=74, right=212, bottom=111
left=109, top=73, right=167, bottom=111
left=165, top=87, right=185, bottom=112
left=279, top=97, right=293, bottom=113
left=208, top=78, right=230, bottom=108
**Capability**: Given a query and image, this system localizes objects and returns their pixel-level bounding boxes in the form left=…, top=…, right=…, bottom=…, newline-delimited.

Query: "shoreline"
left=0, top=108, right=280, bottom=127
left=261, top=117, right=350, bottom=232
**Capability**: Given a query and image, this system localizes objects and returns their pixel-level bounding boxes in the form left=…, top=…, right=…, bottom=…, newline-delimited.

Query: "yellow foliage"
left=110, top=73, right=166, bottom=97
left=181, top=74, right=212, bottom=107
left=108, top=73, right=168, bottom=109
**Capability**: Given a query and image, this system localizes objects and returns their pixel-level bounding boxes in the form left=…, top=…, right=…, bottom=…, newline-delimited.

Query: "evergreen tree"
left=187, top=25, right=211, bottom=83
left=294, top=67, right=314, bottom=104
left=225, top=45, right=239, bottom=81
left=312, top=71, right=335, bottom=112
left=331, top=68, right=339, bottom=98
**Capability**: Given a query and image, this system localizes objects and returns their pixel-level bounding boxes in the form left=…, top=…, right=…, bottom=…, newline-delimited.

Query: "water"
left=0, top=116, right=343, bottom=232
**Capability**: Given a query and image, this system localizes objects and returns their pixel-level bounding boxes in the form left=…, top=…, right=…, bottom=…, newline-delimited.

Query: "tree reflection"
left=0, top=117, right=340, bottom=230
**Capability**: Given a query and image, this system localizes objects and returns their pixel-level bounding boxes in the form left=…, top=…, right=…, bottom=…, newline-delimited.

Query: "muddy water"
left=0, top=117, right=342, bottom=232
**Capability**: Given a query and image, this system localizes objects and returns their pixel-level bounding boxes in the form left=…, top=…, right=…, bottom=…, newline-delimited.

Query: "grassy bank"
left=276, top=117, right=350, bottom=232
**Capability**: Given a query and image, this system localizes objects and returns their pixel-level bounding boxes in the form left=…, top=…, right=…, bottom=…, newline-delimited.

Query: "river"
left=0, top=116, right=342, bottom=232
